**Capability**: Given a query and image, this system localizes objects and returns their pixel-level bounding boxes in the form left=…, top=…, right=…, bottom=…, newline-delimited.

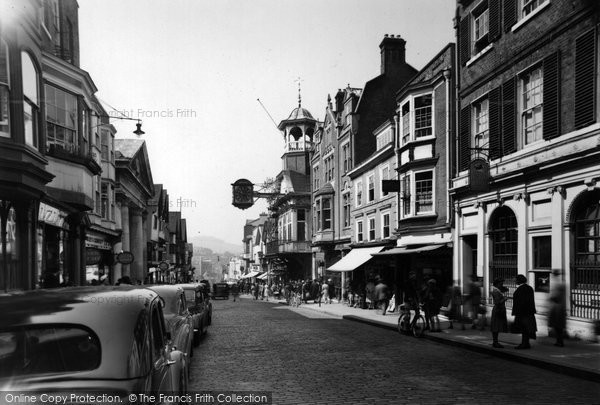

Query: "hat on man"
left=515, top=274, right=527, bottom=284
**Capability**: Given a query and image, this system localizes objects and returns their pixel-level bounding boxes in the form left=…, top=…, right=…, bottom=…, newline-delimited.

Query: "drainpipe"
left=444, top=68, right=452, bottom=226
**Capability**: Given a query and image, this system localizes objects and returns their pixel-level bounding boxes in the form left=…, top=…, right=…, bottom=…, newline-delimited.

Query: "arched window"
left=571, top=190, right=600, bottom=320
left=489, top=206, right=518, bottom=304
left=0, top=40, right=9, bottom=137
left=21, top=52, right=39, bottom=148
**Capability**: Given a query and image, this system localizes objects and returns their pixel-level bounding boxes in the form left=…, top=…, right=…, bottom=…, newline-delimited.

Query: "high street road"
left=190, top=298, right=600, bottom=404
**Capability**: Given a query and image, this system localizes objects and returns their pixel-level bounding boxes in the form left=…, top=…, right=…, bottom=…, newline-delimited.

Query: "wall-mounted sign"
left=381, top=180, right=400, bottom=193
left=159, top=261, right=170, bottom=271
left=116, top=251, right=134, bottom=264
left=38, top=203, right=69, bottom=228
left=86, top=248, right=103, bottom=265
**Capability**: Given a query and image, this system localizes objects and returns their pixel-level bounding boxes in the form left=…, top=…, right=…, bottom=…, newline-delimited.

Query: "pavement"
left=242, top=294, right=600, bottom=382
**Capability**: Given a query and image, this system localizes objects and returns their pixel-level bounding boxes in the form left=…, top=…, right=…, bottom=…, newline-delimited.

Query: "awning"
left=241, top=270, right=261, bottom=279
left=327, top=246, right=384, bottom=272
left=257, top=273, right=268, bottom=280
left=372, top=243, right=449, bottom=256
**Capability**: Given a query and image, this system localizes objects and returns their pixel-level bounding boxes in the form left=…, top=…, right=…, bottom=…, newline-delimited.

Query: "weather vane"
left=294, top=76, right=304, bottom=107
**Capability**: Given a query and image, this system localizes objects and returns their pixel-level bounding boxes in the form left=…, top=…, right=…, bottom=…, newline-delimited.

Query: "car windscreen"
left=183, top=289, right=195, bottom=304
left=0, top=325, right=101, bottom=377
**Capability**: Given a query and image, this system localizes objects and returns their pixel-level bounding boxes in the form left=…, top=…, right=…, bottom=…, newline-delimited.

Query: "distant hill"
left=189, top=235, right=242, bottom=255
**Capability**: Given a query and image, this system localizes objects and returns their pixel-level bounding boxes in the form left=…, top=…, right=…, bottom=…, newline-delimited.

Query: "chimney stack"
left=379, top=34, right=406, bottom=75
left=335, top=89, right=344, bottom=113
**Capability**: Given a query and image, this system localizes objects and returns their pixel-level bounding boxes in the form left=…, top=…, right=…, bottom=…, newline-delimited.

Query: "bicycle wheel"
left=397, top=314, right=410, bottom=334
left=412, top=315, right=426, bottom=337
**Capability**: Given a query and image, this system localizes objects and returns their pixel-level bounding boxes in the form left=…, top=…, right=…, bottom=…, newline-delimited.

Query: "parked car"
left=212, top=282, right=230, bottom=300
left=177, top=283, right=212, bottom=345
left=145, top=285, right=194, bottom=371
left=0, top=286, right=187, bottom=398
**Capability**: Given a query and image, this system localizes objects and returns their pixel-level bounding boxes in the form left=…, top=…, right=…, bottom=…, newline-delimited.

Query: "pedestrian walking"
left=327, top=278, right=335, bottom=303
left=512, top=274, right=537, bottom=349
left=467, top=274, right=484, bottom=330
left=424, top=278, right=442, bottom=331
left=310, top=279, right=321, bottom=304
left=365, top=277, right=376, bottom=309
left=264, top=283, right=272, bottom=301
left=548, top=269, right=567, bottom=347
left=321, top=282, right=329, bottom=306
left=490, top=277, right=508, bottom=348
left=231, top=283, right=240, bottom=302
left=374, top=277, right=390, bottom=316
left=445, top=281, right=465, bottom=330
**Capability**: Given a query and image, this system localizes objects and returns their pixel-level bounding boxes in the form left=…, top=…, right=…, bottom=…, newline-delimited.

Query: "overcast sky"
left=78, top=0, right=456, bottom=247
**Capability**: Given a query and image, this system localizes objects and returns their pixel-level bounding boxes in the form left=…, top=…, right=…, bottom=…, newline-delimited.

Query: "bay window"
left=415, top=171, right=433, bottom=214
left=46, top=84, right=78, bottom=153
left=0, top=40, right=9, bottom=137
left=22, top=52, right=39, bottom=148
left=399, top=93, right=433, bottom=145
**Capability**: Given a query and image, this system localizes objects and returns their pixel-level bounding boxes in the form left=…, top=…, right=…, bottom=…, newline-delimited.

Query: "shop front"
left=85, top=231, right=115, bottom=285
left=37, top=202, right=71, bottom=288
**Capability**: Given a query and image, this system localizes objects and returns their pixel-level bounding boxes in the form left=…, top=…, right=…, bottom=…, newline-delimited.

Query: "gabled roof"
left=115, top=139, right=144, bottom=159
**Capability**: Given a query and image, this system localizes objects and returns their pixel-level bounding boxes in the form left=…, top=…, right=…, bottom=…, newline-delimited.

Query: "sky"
left=78, top=0, right=456, bottom=248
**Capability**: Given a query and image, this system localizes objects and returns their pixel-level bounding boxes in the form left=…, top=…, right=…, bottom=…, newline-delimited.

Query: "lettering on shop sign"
left=38, top=203, right=68, bottom=228
left=86, top=248, right=103, bottom=265
left=117, top=251, right=135, bottom=264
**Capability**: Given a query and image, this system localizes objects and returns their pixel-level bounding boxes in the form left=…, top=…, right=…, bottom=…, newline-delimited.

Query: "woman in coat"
left=490, top=277, right=508, bottom=348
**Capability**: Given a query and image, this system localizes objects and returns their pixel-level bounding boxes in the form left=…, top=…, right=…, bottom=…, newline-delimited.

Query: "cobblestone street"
left=190, top=299, right=600, bottom=404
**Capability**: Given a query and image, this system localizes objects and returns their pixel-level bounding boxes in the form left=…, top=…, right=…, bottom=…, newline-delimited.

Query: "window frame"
left=22, top=52, right=39, bottom=149
left=381, top=211, right=391, bottom=239
left=356, top=219, right=364, bottom=242
left=380, top=165, right=390, bottom=198
left=399, top=92, right=434, bottom=146
left=355, top=180, right=363, bottom=207
left=0, top=39, right=9, bottom=138
left=415, top=170, right=434, bottom=215
left=367, top=174, right=375, bottom=203
left=368, top=216, right=376, bottom=241
left=518, top=64, right=544, bottom=148
left=472, top=96, right=489, bottom=150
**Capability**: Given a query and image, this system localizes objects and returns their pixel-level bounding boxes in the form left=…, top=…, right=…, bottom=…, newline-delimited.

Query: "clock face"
left=234, top=185, right=253, bottom=203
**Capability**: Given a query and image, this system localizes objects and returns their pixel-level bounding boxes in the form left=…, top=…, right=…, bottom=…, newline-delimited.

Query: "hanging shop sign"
left=86, top=248, right=103, bottom=265
left=116, top=251, right=135, bottom=264
left=159, top=261, right=170, bottom=271
left=231, top=178, right=254, bottom=209
left=38, top=203, right=69, bottom=228
left=469, top=158, right=490, bottom=192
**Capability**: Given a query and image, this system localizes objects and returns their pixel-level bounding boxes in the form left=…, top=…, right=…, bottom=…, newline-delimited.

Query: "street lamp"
left=93, top=114, right=145, bottom=137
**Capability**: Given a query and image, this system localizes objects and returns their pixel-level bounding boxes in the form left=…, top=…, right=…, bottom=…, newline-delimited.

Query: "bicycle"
left=397, top=303, right=426, bottom=337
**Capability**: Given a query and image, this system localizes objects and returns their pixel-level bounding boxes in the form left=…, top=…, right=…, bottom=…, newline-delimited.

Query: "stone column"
left=130, top=208, right=144, bottom=284
left=120, top=205, right=130, bottom=277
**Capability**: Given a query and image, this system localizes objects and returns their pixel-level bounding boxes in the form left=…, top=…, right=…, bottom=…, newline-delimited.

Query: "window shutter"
left=502, top=77, right=517, bottom=155
left=459, top=106, right=471, bottom=172
left=543, top=51, right=560, bottom=140
left=504, top=0, right=517, bottom=33
left=489, top=86, right=502, bottom=160
left=460, top=15, right=471, bottom=66
left=574, top=28, right=596, bottom=129
left=489, top=0, right=501, bottom=42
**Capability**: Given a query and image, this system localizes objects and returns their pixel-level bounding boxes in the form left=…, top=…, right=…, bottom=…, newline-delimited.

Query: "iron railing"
left=489, top=256, right=518, bottom=309
left=570, top=261, right=600, bottom=320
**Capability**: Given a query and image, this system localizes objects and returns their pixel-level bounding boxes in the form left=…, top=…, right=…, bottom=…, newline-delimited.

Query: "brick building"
left=452, top=0, right=600, bottom=338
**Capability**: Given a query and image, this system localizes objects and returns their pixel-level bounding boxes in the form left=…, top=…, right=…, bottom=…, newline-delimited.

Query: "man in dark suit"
left=511, top=274, right=537, bottom=349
